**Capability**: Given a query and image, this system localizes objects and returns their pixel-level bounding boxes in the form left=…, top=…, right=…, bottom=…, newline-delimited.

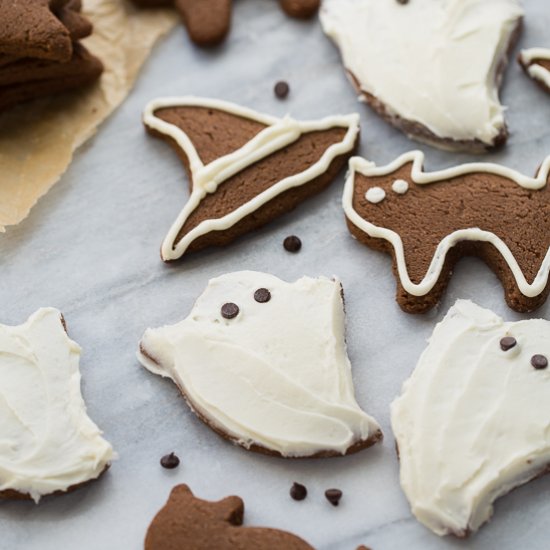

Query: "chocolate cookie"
left=142, top=97, right=359, bottom=261
left=145, top=484, right=314, bottom=549
left=320, top=0, right=523, bottom=152
left=519, top=48, right=550, bottom=95
left=0, top=308, right=114, bottom=502
left=131, top=0, right=319, bottom=46
left=138, top=271, right=382, bottom=458
left=343, top=151, right=550, bottom=314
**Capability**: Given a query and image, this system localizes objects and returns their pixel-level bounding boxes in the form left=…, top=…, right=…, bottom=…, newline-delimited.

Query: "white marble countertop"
left=1, top=1, right=550, bottom=548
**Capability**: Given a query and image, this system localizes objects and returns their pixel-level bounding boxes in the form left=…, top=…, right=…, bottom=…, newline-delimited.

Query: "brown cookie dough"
left=145, top=484, right=314, bottom=550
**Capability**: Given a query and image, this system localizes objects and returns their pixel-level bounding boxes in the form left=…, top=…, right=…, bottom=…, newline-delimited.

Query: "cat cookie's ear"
left=174, top=0, right=232, bottom=46
left=279, top=0, right=320, bottom=19
left=519, top=48, right=550, bottom=95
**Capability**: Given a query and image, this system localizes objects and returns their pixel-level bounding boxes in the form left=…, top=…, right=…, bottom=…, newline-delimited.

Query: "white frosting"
left=137, top=271, right=381, bottom=457
left=392, top=179, right=409, bottom=194
left=320, top=0, right=523, bottom=145
left=391, top=300, right=550, bottom=536
left=365, top=186, right=385, bottom=204
left=142, top=97, right=360, bottom=261
left=519, top=48, right=550, bottom=89
left=343, top=151, right=550, bottom=298
left=0, top=308, right=114, bottom=502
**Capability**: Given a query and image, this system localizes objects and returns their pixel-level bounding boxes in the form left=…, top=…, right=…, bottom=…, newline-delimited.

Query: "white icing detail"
left=343, top=151, right=550, bottom=299
left=519, top=48, right=550, bottom=89
left=392, top=179, right=409, bottom=194
left=391, top=300, right=550, bottom=536
left=365, top=186, right=385, bottom=203
left=137, top=271, right=381, bottom=457
left=0, top=308, right=114, bottom=502
left=320, top=0, right=523, bottom=145
left=142, top=97, right=360, bottom=261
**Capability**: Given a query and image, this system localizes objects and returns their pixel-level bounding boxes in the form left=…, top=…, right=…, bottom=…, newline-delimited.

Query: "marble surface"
left=1, top=0, right=550, bottom=548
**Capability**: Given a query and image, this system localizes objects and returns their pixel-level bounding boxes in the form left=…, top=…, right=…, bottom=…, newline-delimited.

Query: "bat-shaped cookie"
left=145, top=484, right=314, bottom=549
left=519, top=48, right=550, bottom=94
left=143, top=97, right=359, bottom=262
left=343, top=151, right=550, bottom=313
left=392, top=300, right=550, bottom=536
left=131, top=0, right=319, bottom=46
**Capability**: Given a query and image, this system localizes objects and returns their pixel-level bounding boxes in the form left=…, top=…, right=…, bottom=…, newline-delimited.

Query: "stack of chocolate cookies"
left=0, top=0, right=103, bottom=112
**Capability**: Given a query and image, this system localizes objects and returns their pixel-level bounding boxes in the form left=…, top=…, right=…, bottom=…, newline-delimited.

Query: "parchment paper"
left=0, top=0, right=177, bottom=232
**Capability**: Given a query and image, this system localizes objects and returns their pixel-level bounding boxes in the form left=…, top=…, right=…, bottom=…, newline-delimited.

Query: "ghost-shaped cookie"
left=138, top=271, right=381, bottom=457
left=392, top=300, right=550, bottom=536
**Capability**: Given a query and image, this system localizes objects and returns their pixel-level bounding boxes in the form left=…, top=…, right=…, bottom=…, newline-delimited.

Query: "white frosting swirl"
left=519, top=48, right=550, bottom=90
left=0, top=308, right=114, bottom=502
left=137, top=271, right=381, bottom=457
left=392, top=300, right=550, bottom=536
left=320, top=0, right=523, bottom=145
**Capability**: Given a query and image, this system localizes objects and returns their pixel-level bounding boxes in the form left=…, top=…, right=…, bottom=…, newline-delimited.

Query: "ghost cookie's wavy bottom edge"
left=346, top=223, right=550, bottom=314
left=138, top=344, right=383, bottom=458
left=344, top=19, right=522, bottom=154
left=0, top=465, right=111, bottom=502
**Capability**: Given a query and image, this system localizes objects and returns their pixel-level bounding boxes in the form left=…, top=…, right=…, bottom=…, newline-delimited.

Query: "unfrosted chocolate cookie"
left=343, top=151, right=550, bottom=314
left=130, top=0, right=319, bottom=46
left=142, top=97, right=359, bottom=261
left=145, top=484, right=314, bottom=549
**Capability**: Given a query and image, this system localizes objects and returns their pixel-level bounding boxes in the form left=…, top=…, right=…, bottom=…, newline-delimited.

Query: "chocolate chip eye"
left=500, top=336, right=517, bottom=351
left=531, top=354, right=548, bottom=370
left=221, top=303, right=239, bottom=319
left=254, top=288, right=271, bottom=303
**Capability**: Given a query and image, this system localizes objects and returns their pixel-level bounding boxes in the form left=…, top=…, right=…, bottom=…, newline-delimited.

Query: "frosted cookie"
left=145, top=484, right=314, bottom=549
left=143, top=97, right=359, bottom=262
left=320, top=0, right=523, bottom=152
left=391, top=300, right=550, bottom=537
left=519, top=48, right=550, bottom=94
left=131, top=0, right=319, bottom=46
left=343, top=151, right=550, bottom=314
left=0, top=308, right=114, bottom=502
left=138, top=271, right=382, bottom=457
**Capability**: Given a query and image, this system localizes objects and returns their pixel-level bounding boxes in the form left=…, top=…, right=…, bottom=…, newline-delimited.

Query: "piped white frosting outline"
left=343, top=150, right=550, bottom=298
left=143, top=97, right=360, bottom=261
left=519, top=48, right=550, bottom=90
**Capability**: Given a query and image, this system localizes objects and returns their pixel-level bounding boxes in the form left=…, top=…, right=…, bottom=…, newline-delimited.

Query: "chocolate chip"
left=254, top=288, right=271, bottom=303
left=500, top=336, right=517, bottom=351
left=290, top=482, right=307, bottom=501
left=531, top=354, right=548, bottom=370
left=274, top=81, right=290, bottom=99
left=283, top=235, right=302, bottom=253
left=160, top=452, right=180, bottom=469
left=396, top=0, right=409, bottom=4
left=325, top=488, right=342, bottom=506
left=221, top=302, right=239, bottom=319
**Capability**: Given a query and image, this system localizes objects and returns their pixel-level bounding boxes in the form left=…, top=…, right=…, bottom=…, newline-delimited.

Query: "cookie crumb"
left=284, top=235, right=302, bottom=253
left=324, top=488, right=342, bottom=506
left=290, top=482, right=307, bottom=501
left=160, top=452, right=180, bottom=469
left=274, top=81, right=290, bottom=99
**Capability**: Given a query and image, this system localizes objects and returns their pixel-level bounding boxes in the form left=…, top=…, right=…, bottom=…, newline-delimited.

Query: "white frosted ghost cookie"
left=320, top=0, right=523, bottom=152
left=391, top=300, right=550, bottom=537
left=137, top=271, right=382, bottom=458
left=519, top=48, right=550, bottom=94
left=0, top=308, right=114, bottom=502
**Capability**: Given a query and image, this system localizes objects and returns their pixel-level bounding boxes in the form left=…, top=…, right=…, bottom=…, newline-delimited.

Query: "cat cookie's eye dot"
left=500, top=336, right=517, bottom=351
left=365, top=187, right=386, bottom=204
left=221, top=303, right=240, bottom=319
left=392, top=179, right=409, bottom=194
left=254, top=288, right=271, bottom=303
left=531, top=354, right=548, bottom=370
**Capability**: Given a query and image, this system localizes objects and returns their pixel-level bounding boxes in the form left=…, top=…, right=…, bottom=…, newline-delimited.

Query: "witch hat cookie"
left=0, top=308, right=113, bottom=501
left=138, top=271, right=382, bottom=457
left=392, top=300, right=550, bottom=536
left=320, top=0, right=523, bottom=152
left=145, top=484, right=314, bottom=549
left=343, top=151, right=550, bottom=313
left=143, top=97, right=359, bottom=261
left=519, top=49, right=550, bottom=94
